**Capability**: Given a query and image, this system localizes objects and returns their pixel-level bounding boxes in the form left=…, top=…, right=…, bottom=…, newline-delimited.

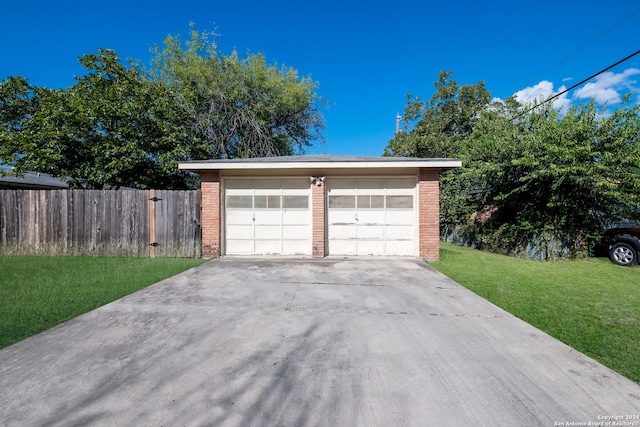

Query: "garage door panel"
left=386, top=225, right=414, bottom=240
left=226, top=211, right=254, bottom=225
left=327, top=179, right=356, bottom=191
left=254, top=239, right=282, bottom=254
left=357, top=240, right=385, bottom=255
left=357, top=225, right=385, bottom=239
left=328, top=210, right=355, bottom=225
left=386, top=240, right=415, bottom=256
left=226, top=239, right=254, bottom=254
left=283, top=225, right=310, bottom=239
left=385, top=178, right=415, bottom=190
left=225, top=180, right=254, bottom=190
left=282, top=240, right=311, bottom=255
left=357, top=210, right=385, bottom=224
left=331, top=239, right=356, bottom=255
left=282, top=210, right=309, bottom=225
left=329, top=224, right=357, bottom=239
left=386, top=210, right=413, bottom=225
left=356, top=179, right=385, bottom=190
left=227, top=224, right=254, bottom=238
left=254, top=210, right=282, bottom=225
left=254, top=225, right=282, bottom=240
left=252, top=179, right=283, bottom=190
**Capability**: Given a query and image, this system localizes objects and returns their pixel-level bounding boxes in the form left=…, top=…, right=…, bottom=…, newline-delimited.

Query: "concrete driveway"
left=1, top=258, right=639, bottom=427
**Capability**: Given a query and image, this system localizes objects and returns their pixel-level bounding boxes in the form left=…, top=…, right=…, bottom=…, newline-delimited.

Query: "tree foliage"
left=0, top=27, right=325, bottom=189
left=146, top=27, right=325, bottom=159
left=384, top=70, right=490, bottom=158
left=385, top=71, right=640, bottom=258
left=1, top=50, right=198, bottom=189
left=462, top=98, right=640, bottom=257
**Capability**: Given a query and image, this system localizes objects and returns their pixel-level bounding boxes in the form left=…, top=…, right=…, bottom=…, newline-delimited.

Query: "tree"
left=384, top=70, right=640, bottom=259
left=146, top=26, right=325, bottom=159
left=0, top=49, right=200, bottom=189
left=1, top=27, right=325, bottom=189
left=384, top=71, right=490, bottom=158
left=458, top=97, right=640, bottom=257
left=0, top=75, right=38, bottom=138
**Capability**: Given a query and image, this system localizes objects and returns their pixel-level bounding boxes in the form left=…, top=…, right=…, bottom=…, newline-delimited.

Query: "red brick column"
left=311, top=179, right=326, bottom=258
left=418, top=168, right=441, bottom=261
left=200, top=171, right=221, bottom=258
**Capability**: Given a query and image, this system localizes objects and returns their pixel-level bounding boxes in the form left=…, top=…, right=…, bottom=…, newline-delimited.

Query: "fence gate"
left=149, top=189, right=202, bottom=258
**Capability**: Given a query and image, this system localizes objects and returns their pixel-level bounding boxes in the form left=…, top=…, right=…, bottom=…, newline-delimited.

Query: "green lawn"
left=0, top=256, right=207, bottom=349
left=429, top=242, right=640, bottom=384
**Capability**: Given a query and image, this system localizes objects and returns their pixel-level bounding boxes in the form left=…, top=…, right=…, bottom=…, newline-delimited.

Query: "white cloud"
left=507, top=68, right=640, bottom=111
left=573, top=68, right=640, bottom=104
left=513, top=80, right=570, bottom=110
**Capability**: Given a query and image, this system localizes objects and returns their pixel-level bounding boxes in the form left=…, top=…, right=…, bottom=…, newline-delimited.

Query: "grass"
left=428, top=242, right=640, bottom=384
left=0, top=256, right=207, bottom=349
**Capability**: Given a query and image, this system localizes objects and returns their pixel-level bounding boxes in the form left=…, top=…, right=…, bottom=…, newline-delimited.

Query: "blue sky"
left=2, top=0, right=639, bottom=156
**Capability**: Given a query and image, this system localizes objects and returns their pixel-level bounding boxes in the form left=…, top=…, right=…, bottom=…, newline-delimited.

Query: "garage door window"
left=329, top=194, right=412, bottom=209
left=226, top=195, right=253, bottom=209
left=386, top=195, right=413, bottom=209
left=357, top=195, right=385, bottom=209
left=229, top=194, right=308, bottom=210
left=254, top=195, right=281, bottom=209
left=282, top=195, right=309, bottom=209
left=329, top=195, right=356, bottom=209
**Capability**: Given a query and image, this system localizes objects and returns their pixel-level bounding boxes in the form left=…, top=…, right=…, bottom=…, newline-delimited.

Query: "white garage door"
left=225, top=179, right=311, bottom=255
left=327, top=177, right=416, bottom=256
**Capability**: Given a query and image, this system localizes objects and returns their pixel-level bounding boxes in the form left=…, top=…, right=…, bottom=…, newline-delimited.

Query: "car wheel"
left=609, top=242, right=638, bottom=266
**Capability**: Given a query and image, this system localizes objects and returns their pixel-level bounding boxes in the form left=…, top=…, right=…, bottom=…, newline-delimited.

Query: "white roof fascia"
left=179, top=160, right=462, bottom=170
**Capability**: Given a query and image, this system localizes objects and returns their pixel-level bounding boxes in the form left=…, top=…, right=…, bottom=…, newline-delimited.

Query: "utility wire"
left=514, top=49, right=640, bottom=119
left=522, top=6, right=640, bottom=88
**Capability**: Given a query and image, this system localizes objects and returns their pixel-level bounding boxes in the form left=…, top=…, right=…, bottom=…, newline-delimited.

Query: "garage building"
left=179, top=155, right=461, bottom=261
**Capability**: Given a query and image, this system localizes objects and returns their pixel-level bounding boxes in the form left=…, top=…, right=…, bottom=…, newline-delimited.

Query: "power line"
left=514, top=49, right=640, bottom=119
left=522, top=6, right=640, bottom=88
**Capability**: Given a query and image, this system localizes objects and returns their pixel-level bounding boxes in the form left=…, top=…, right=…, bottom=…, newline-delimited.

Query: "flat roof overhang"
left=179, top=156, right=462, bottom=173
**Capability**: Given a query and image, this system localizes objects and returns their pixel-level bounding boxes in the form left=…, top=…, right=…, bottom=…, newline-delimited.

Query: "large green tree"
left=0, top=49, right=197, bottom=189
left=1, top=27, right=325, bottom=189
left=455, top=97, right=640, bottom=257
left=384, top=70, right=640, bottom=258
left=146, top=27, right=325, bottom=159
left=384, top=70, right=490, bottom=158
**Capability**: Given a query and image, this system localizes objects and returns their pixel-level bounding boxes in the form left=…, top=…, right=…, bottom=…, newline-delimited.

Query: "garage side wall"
left=201, top=171, right=221, bottom=258
left=419, top=168, right=440, bottom=261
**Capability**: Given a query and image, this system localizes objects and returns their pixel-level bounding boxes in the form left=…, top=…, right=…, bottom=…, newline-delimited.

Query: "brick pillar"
left=200, top=171, right=221, bottom=258
left=418, top=168, right=441, bottom=261
left=311, top=179, right=326, bottom=258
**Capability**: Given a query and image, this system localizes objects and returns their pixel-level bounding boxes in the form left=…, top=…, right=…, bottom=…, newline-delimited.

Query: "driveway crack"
left=285, top=283, right=300, bottom=310
left=279, top=281, right=386, bottom=287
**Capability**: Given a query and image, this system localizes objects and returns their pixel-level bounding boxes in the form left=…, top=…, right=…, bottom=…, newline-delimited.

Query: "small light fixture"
left=310, top=176, right=325, bottom=186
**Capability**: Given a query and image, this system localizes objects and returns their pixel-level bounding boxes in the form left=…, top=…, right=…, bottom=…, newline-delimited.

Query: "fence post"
left=149, top=189, right=156, bottom=258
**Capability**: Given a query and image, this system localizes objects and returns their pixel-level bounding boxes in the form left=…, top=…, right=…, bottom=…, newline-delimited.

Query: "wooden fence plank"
left=0, top=189, right=201, bottom=257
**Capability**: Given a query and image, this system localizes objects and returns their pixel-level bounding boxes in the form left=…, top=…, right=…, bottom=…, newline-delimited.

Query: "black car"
left=602, top=227, right=640, bottom=266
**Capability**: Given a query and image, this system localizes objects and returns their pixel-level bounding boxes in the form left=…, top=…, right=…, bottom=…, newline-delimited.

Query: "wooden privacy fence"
left=0, top=189, right=202, bottom=257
